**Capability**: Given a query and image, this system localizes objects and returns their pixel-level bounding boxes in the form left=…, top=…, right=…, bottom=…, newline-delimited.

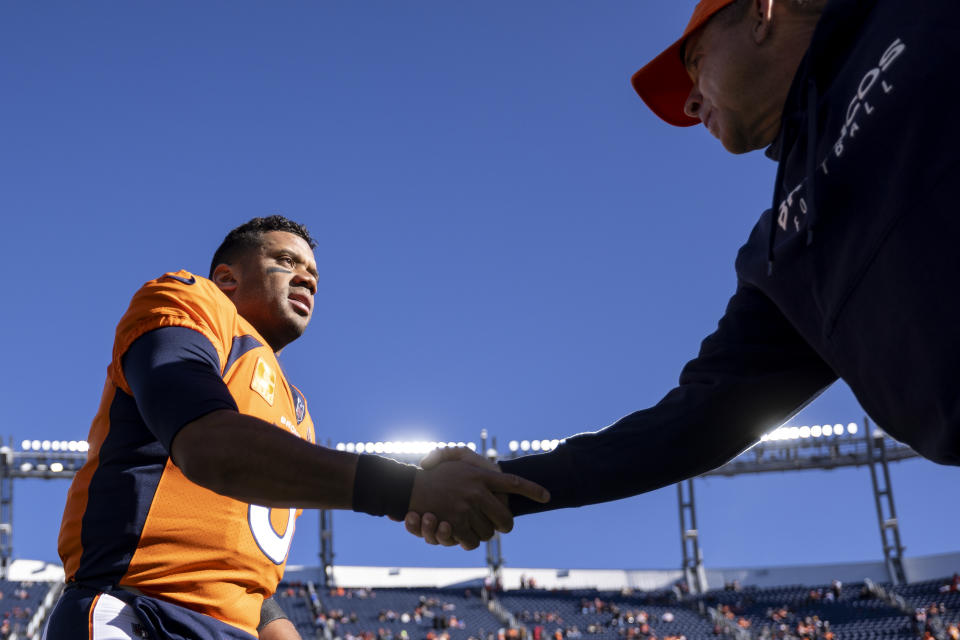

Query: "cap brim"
left=631, top=37, right=699, bottom=128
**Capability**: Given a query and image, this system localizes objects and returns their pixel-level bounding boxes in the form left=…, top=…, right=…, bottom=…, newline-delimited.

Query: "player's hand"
left=406, top=447, right=500, bottom=546
left=407, top=456, right=549, bottom=551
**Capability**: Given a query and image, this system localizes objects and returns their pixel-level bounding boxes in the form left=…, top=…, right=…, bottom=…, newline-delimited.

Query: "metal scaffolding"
left=0, top=443, right=87, bottom=579
left=863, top=417, right=907, bottom=585
left=677, top=478, right=705, bottom=595
left=319, top=508, right=335, bottom=588
left=0, top=450, right=12, bottom=581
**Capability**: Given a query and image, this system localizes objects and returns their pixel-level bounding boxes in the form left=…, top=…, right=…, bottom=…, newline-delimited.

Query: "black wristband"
left=258, top=596, right=288, bottom=631
left=352, top=454, right=419, bottom=520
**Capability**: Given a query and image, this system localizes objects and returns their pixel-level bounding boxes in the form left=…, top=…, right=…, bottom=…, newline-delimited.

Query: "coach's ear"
left=753, top=0, right=775, bottom=44
left=211, top=263, right=239, bottom=296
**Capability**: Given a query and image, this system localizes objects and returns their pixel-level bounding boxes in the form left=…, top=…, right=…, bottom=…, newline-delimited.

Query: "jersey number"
left=248, top=505, right=296, bottom=565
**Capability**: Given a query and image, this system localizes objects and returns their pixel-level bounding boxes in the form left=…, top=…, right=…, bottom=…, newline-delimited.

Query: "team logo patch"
left=251, top=357, right=277, bottom=405
left=293, top=387, right=306, bottom=424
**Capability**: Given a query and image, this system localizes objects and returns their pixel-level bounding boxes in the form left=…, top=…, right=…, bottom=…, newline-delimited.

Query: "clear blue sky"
left=1, top=1, right=957, bottom=575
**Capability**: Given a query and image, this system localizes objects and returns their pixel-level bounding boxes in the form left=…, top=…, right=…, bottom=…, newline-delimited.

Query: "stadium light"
left=520, top=440, right=530, bottom=451
left=761, top=421, right=859, bottom=442
left=509, top=440, right=519, bottom=452
left=333, top=440, right=480, bottom=457
left=50, top=463, right=64, bottom=473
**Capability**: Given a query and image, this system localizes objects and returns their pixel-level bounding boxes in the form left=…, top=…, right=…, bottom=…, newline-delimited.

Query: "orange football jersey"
left=57, top=270, right=316, bottom=637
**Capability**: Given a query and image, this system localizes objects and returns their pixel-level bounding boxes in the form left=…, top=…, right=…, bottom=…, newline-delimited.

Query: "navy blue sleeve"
left=500, top=282, right=838, bottom=515
left=122, top=326, right=239, bottom=453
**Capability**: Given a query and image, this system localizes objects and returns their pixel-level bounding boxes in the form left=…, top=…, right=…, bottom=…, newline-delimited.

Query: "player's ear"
left=211, top=263, right=239, bottom=296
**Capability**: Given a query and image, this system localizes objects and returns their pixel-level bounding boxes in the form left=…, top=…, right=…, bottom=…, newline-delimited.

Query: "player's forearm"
left=260, top=618, right=301, bottom=640
left=259, top=596, right=299, bottom=640
left=171, top=409, right=359, bottom=509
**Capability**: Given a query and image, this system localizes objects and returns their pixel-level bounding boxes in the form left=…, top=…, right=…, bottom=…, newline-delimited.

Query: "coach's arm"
left=408, top=282, right=837, bottom=543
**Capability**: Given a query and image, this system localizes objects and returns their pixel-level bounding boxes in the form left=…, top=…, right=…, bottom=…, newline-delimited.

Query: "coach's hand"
left=414, top=447, right=499, bottom=547
left=407, top=451, right=548, bottom=551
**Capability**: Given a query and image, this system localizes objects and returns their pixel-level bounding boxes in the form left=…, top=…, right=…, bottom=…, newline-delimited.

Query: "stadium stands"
left=317, top=586, right=502, bottom=640
left=890, top=576, right=960, bottom=640
left=4, top=575, right=956, bottom=639
left=498, top=588, right=714, bottom=640
left=270, top=577, right=960, bottom=640
left=704, top=581, right=912, bottom=639
left=0, top=580, right=54, bottom=639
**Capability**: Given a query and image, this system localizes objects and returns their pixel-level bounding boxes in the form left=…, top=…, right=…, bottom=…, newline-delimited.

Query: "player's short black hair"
left=209, top=215, right=317, bottom=278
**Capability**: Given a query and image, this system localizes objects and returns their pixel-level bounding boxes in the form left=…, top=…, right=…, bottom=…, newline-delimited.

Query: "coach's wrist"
left=351, top=454, right=418, bottom=520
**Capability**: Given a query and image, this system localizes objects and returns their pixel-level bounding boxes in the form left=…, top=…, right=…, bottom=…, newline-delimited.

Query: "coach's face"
left=681, top=0, right=814, bottom=154
left=219, top=231, right=318, bottom=352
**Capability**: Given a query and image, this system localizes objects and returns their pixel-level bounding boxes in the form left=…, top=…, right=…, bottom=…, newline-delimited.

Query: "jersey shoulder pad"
left=109, top=270, right=240, bottom=392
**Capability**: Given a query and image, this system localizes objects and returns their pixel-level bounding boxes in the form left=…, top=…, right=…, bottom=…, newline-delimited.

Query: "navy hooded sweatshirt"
left=501, top=0, right=960, bottom=515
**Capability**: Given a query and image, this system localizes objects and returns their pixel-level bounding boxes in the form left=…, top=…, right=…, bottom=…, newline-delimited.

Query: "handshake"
left=401, top=447, right=550, bottom=550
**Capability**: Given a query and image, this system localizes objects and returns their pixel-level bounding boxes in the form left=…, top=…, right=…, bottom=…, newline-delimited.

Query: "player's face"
left=681, top=15, right=785, bottom=154
left=231, top=231, right=318, bottom=353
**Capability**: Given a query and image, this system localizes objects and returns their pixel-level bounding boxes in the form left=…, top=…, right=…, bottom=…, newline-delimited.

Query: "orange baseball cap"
left=630, top=0, right=737, bottom=127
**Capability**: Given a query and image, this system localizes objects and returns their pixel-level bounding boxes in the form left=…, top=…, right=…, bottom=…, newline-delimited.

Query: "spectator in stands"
left=942, top=575, right=960, bottom=594
left=915, top=607, right=929, bottom=637
left=927, top=603, right=947, bottom=640
left=829, top=580, right=842, bottom=600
